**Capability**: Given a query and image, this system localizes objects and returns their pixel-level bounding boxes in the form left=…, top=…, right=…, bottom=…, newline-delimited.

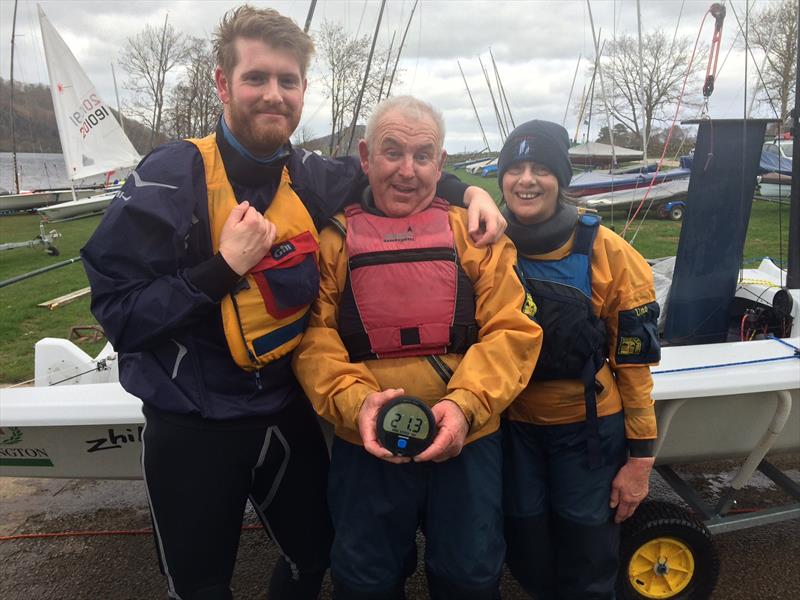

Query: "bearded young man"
left=81, top=5, right=504, bottom=600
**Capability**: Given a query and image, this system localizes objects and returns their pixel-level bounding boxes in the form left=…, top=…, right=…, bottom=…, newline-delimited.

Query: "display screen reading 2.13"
left=382, top=404, right=430, bottom=439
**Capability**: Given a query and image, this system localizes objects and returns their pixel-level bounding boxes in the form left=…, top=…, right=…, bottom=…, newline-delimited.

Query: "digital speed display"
left=376, top=396, right=436, bottom=457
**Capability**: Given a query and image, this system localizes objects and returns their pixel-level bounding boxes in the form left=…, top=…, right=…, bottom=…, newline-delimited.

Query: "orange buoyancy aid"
left=188, top=135, right=320, bottom=371
left=338, top=198, right=478, bottom=360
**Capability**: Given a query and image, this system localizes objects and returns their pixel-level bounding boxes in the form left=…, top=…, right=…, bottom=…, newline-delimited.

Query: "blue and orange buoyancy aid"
left=335, top=198, right=478, bottom=362
left=188, top=134, right=320, bottom=372
left=516, top=213, right=608, bottom=467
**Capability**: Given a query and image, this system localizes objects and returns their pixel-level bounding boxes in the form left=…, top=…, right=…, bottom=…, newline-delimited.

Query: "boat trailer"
left=0, top=222, right=61, bottom=255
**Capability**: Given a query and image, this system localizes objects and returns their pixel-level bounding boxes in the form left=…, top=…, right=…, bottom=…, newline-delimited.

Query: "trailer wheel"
left=668, top=206, right=683, bottom=221
left=617, top=501, right=718, bottom=600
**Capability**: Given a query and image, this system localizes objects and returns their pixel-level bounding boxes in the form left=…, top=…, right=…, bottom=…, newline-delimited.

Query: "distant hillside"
left=0, top=78, right=163, bottom=154
left=297, top=124, right=366, bottom=156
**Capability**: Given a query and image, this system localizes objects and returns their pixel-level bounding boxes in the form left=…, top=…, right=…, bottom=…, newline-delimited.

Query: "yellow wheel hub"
left=628, top=536, right=695, bottom=599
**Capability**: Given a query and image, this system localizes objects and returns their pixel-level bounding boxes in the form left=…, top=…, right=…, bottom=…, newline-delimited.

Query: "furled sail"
left=38, top=6, right=140, bottom=181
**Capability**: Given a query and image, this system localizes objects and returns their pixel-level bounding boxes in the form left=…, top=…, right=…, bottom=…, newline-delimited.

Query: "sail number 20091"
left=68, top=93, right=111, bottom=138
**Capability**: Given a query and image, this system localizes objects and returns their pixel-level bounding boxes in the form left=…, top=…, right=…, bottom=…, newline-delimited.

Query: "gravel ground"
left=1, top=455, right=798, bottom=599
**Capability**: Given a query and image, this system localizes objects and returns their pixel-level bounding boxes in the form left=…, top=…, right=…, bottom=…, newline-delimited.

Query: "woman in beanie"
left=499, top=120, right=661, bottom=599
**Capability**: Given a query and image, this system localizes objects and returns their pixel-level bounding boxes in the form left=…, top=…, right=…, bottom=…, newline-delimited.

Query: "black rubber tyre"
left=46, top=245, right=60, bottom=256
left=669, top=206, right=684, bottom=221
left=617, top=501, right=719, bottom=600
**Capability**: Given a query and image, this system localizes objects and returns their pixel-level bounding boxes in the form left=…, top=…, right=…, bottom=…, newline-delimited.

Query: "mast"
left=787, top=4, right=799, bottom=289
left=489, top=48, right=515, bottom=130
left=587, top=0, right=617, bottom=168
left=386, top=0, right=419, bottom=98
left=376, top=31, right=396, bottom=104
left=563, top=54, right=582, bottom=128
left=636, top=0, right=648, bottom=163
left=345, top=0, right=386, bottom=155
left=458, top=60, right=491, bottom=153
left=303, top=0, right=318, bottom=33
left=574, top=83, right=588, bottom=143
left=479, top=55, right=507, bottom=142
left=9, top=0, right=20, bottom=193
left=111, top=63, right=125, bottom=135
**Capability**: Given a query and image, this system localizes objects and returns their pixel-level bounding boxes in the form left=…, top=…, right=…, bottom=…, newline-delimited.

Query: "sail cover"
left=663, top=119, right=770, bottom=345
left=38, top=6, right=140, bottom=181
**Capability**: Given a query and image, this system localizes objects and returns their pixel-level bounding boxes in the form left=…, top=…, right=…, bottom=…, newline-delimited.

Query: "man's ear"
left=358, top=140, right=370, bottom=175
left=215, top=67, right=230, bottom=104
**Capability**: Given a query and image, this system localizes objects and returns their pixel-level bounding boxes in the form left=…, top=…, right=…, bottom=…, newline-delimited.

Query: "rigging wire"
left=409, top=1, right=422, bottom=93
left=728, top=0, right=781, bottom=119
left=624, top=6, right=719, bottom=242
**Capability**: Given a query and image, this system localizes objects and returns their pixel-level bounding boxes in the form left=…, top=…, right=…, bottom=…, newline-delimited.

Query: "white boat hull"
left=0, top=187, right=101, bottom=212
left=580, top=179, right=690, bottom=209
left=1, top=335, right=798, bottom=480
left=37, top=190, right=116, bottom=220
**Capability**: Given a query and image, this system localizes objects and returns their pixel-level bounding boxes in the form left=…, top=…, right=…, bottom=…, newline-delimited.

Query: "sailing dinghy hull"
left=37, top=190, right=116, bottom=220
left=1, top=337, right=798, bottom=479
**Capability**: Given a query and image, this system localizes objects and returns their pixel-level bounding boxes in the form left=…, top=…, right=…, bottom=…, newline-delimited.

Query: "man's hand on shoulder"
left=219, top=201, right=277, bottom=275
left=463, top=186, right=506, bottom=247
left=413, top=400, right=469, bottom=463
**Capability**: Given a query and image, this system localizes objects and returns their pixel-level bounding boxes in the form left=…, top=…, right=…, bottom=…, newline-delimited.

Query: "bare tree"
left=315, top=20, right=396, bottom=156
left=119, top=16, right=188, bottom=148
left=292, top=124, right=317, bottom=149
left=588, top=30, right=706, bottom=145
left=166, top=37, right=221, bottom=139
left=748, top=0, right=797, bottom=122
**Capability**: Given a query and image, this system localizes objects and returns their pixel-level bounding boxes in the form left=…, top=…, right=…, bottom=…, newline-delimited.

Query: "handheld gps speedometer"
left=376, top=396, right=437, bottom=457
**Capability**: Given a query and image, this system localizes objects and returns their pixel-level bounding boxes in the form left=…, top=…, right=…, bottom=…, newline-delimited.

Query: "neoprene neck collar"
left=502, top=201, right=579, bottom=256
left=215, top=117, right=290, bottom=187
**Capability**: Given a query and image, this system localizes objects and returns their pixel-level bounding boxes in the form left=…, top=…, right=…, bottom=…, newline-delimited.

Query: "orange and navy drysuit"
left=292, top=193, right=541, bottom=599
left=502, top=207, right=659, bottom=600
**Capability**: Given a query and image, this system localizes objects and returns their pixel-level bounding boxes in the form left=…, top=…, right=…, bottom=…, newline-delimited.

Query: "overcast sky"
left=0, top=0, right=785, bottom=153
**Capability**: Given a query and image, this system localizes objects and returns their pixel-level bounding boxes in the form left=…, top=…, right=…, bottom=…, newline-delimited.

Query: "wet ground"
left=1, top=455, right=798, bottom=599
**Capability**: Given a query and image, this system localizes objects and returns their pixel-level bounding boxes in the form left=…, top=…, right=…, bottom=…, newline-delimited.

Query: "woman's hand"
left=610, top=456, right=655, bottom=523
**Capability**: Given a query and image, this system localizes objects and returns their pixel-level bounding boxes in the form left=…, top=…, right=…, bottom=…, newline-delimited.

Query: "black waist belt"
left=341, top=323, right=478, bottom=362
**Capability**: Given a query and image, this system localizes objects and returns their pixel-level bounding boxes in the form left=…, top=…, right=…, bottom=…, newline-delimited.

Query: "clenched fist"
left=218, top=201, right=277, bottom=275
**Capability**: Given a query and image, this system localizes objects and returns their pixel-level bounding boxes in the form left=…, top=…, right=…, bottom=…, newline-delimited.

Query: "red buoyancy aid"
left=338, top=198, right=478, bottom=360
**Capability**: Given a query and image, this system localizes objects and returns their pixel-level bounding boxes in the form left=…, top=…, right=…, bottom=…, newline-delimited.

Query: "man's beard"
left=226, top=103, right=297, bottom=156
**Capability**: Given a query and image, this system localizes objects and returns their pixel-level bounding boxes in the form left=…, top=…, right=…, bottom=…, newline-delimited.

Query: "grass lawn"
left=0, top=214, right=105, bottom=382
left=455, top=170, right=792, bottom=265
left=0, top=184, right=792, bottom=383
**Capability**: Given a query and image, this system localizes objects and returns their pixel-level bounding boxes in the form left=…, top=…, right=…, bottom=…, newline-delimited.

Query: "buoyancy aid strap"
left=252, top=311, right=311, bottom=357
left=572, top=213, right=601, bottom=257
left=582, top=355, right=603, bottom=470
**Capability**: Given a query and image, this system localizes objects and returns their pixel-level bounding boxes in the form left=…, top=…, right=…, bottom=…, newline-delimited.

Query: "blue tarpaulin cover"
left=759, top=150, right=792, bottom=175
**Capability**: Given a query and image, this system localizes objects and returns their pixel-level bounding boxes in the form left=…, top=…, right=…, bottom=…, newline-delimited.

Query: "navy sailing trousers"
left=141, top=396, right=332, bottom=600
left=327, top=432, right=504, bottom=600
left=502, top=412, right=627, bottom=600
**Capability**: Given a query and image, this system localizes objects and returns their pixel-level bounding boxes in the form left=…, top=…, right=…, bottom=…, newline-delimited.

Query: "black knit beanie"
left=497, top=120, right=572, bottom=190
